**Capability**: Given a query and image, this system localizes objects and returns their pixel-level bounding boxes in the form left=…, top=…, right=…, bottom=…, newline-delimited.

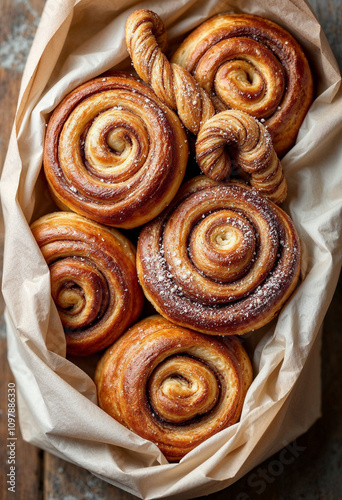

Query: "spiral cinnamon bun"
left=137, top=177, right=300, bottom=336
left=196, top=109, right=287, bottom=204
left=43, top=73, right=188, bottom=228
left=31, top=212, right=144, bottom=355
left=172, top=13, right=314, bottom=156
left=95, top=315, right=253, bottom=462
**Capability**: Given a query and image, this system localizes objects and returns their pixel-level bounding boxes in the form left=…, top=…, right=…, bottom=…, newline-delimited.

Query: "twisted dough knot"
left=31, top=212, right=144, bottom=355
left=95, top=315, right=253, bottom=462
left=172, top=13, right=314, bottom=156
left=137, top=176, right=301, bottom=336
left=196, top=109, right=287, bottom=204
left=43, top=73, right=188, bottom=228
left=125, top=9, right=215, bottom=135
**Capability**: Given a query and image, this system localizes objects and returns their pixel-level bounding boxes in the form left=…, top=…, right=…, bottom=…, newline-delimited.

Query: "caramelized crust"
left=172, top=13, right=314, bottom=156
left=31, top=212, right=144, bottom=355
left=43, top=73, right=188, bottom=228
left=95, top=315, right=253, bottom=461
left=137, top=177, right=300, bottom=335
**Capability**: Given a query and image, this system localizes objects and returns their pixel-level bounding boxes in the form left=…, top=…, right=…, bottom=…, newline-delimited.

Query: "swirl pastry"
left=125, top=10, right=215, bottom=135
left=172, top=13, right=314, bottom=157
left=137, top=177, right=300, bottom=336
left=31, top=212, right=144, bottom=355
left=95, top=315, right=253, bottom=462
left=196, top=109, right=287, bottom=204
left=43, top=73, right=188, bottom=228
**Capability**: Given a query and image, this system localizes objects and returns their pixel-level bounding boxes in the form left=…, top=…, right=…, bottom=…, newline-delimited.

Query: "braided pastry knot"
left=43, top=73, right=188, bottom=228
left=196, top=109, right=287, bottom=204
left=137, top=176, right=301, bottom=336
left=125, top=10, right=287, bottom=204
left=95, top=315, right=253, bottom=462
left=31, top=212, right=144, bottom=355
left=125, top=9, right=215, bottom=135
left=172, top=13, right=314, bottom=157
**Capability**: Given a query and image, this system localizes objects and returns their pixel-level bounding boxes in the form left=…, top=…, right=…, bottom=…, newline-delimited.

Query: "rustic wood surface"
left=0, top=0, right=341, bottom=499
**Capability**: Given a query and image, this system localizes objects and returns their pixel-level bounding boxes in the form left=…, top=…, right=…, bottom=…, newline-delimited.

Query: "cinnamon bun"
left=95, top=315, right=253, bottom=461
left=172, top=13, right=314, bottom=156
left=137, top=176, right=300, bottom=335
left=43, top=73, right=188, bottom=228
left=31, top=212, right=144, bottom=355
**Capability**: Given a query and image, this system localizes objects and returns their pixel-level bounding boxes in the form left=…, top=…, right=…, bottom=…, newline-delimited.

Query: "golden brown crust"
left=31, top=212, right=144, bottom=355
left=125, top=10, right=215, bottom=135
left=95, top=315, right=253, bottom=462
left=196, top=109, right=287, bottom=204
left=43, top=73, right=188, bottom=229
left=137, top=177, right=301, bottom=336
left=172, top=13, right=314, bottom=157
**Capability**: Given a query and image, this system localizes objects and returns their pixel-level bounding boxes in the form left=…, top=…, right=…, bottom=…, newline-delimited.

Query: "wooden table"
left=1, top=0, right=341, bottom=498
